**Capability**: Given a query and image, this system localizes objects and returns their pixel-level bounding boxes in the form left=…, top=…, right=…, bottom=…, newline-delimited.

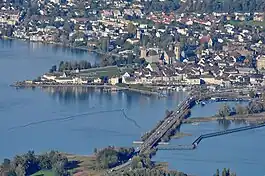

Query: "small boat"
left=192, top=122, right=200, bottom=126
left=201, top=101, right=206, bottom=106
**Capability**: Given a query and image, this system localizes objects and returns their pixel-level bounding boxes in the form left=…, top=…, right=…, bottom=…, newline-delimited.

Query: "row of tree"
left=217, top=101, right=265, bottom=117
left=0, top=151, right=70, bottom=176
left=214, top=168, right=236, bottom=176
left=57, top=60, right=92, bottom=72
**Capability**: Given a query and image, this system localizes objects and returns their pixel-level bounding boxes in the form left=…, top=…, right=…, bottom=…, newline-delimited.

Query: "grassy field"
left=78, top=66, right=121, bottom=78
left=65, top=154, right=105, bottom=176
left=31, top=170, right=56, bottom=176
left=30, top=154, right=104, bottom=176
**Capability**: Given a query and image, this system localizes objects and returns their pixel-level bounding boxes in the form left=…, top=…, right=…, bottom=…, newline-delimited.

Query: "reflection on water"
left=40, top=86, right=186, bottom=108
left=29, top=42, right=88, bottom=57
left=41, top=86, right=94, bottom=104
left=1, top=39, right=13, bottom=48
left=217, top=118, right=231, bottom=130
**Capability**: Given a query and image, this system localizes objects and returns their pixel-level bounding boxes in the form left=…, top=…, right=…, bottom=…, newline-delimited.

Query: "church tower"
left=174, top=43, right=181, bottom=61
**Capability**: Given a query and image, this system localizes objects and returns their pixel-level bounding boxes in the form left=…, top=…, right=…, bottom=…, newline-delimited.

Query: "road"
left=139, top=95, right=196, bottom=154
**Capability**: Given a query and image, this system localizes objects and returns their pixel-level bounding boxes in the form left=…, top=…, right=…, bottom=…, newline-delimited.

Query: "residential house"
left=0, top=10, right=20, bottom=25
left=55, top=77, right=74, bottom=84
left=126, top=38, right=140, bottom=45
left=253, top=13, right=264, bottom=22
left=146, top=63, right=159, bottom=73
left=185, top=75, right=201, bottom=85
left=122, top=72, right=131, bottom=83
left=93, top=78, right=102, bottom=84
left=42, top=72, right=65, bottom=81
left=236, top=66, right=256, bottom=75
left=256, top=55, right=265, bottom=71
left=249, top=74, right=263, bottom=85
left=109, top=77, right=121, bottom=85
left=200, top=75, right=222, bottom=85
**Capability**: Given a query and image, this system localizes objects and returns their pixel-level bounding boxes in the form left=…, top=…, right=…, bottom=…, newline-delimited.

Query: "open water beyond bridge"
left=158, top=122, right=265, bottom=150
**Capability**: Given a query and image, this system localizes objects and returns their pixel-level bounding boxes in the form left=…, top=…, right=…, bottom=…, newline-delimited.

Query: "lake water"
left=0, top=40, right=264, bottom=176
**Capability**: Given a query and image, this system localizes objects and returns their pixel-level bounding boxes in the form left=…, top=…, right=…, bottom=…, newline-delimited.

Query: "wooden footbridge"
left=158, top=122, right=265, bottom=150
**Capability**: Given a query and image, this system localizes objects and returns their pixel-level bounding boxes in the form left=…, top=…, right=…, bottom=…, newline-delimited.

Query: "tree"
left=50, top=65, right=57, bottom=73
left=127, top=23, right=137, bottom=34
left=63, top=21, right=72, bottom=33
left=215, top=169, right=220, bottom=176
left=6, top=26, right=14, bottom=37
left=100, top=37, right=110, bottom=52
left=249, top=90, right=256, bottom=98
left=15, top=164, right=25, bottom=176
left=2, top=159, right=11, bottom=168
left=1, top=151, right=70, bottom=176
left=222, top=168, right=227, bottom=176
left=141, top=35, right=150, bottom=46
left=218, top=104, right=231, bottom=117
left=235, top=104, right=247, bottom=115
left=131, top=156, right=141, bottom=169
left=58, top=61, right=65, bottom=72
left=38, top=153, right=52, bottom=170
left=53, top=161, right=67, bottom=176
left=248, top=101, right=264, bottom=114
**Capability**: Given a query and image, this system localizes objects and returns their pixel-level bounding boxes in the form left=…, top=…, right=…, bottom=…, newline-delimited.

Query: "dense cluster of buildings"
left=2, top=0, right=265, bottom=88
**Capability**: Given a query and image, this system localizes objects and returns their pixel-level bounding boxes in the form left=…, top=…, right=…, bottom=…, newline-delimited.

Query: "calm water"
left=0, top=39, right=186, bottom=156
left=0, top=40, right=264, bottom=176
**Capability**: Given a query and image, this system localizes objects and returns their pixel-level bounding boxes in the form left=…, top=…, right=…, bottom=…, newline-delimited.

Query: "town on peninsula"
left=1, top=0, right=265, bottom=175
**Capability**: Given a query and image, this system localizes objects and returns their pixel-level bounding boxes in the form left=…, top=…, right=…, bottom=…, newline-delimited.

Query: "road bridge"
left=107, top=88, right=259, bottom=173
left=138, top=95, right=197, bottom=154
left=158, top=122, right=265, bottom=150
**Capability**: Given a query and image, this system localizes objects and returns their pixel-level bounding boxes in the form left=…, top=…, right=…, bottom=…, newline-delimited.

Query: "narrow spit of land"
left=183, top=112, right=265, bottom=124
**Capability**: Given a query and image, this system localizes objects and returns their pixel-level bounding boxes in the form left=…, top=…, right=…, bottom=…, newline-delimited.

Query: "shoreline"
left=10, top=82, right=166, bottom=97
left=1, top=36, right=118, bottom=59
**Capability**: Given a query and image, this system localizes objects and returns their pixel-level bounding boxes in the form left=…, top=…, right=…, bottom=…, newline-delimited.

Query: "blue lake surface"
left=0, top=40, right=264, bottom=176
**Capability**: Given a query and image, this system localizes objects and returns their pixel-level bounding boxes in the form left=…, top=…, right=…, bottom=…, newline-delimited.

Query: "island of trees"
left=217, top=100, right=265, bottom=117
